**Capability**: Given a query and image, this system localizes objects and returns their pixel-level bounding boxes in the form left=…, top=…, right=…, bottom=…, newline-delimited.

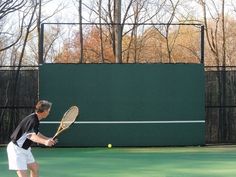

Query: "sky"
left=43, top=0, right=236, bottom=23
left=41, top=0, right=89, bottom=23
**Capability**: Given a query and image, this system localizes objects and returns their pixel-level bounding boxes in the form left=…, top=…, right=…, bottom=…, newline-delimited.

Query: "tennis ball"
left=108, top=144, right=112, bottom=148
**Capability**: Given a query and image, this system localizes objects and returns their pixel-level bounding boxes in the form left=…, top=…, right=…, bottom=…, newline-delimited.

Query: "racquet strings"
left=61, top=106, right=79, bottom=129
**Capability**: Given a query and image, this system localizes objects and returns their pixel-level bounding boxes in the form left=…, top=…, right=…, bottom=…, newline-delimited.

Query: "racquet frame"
left=53, top=106, right=79, bottom=140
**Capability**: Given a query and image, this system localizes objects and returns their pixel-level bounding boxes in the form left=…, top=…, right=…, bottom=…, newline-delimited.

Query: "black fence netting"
left=205, top=67, right=236, bottom=144
left=0, top=67, right=38, bottom=144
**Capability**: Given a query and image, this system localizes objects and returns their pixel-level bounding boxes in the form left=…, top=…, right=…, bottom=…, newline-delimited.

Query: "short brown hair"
left=35, top=100, right=52, bottom=113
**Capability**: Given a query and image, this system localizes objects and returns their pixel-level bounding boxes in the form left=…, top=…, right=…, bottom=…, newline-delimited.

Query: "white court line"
left=41, top=120, right=205, bottom=124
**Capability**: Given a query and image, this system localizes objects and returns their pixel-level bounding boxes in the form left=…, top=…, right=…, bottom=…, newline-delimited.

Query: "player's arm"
left=27, top=133, right=55, bottom=146
left=38, top=132, right=59, bottom=143
left=37, top=132, right=50, bottom=140
left=37, top=132, right=58, bottom=144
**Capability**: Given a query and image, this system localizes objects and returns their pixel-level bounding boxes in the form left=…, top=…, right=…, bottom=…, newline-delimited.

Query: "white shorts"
left=7, top=142, right=35, bottom=170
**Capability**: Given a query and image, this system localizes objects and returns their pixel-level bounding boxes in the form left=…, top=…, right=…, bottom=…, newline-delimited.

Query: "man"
left=7, top=100, right=56, bottom=177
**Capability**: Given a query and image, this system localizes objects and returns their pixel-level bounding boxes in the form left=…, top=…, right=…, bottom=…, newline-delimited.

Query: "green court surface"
left=1, top=146, right=236, bottom=177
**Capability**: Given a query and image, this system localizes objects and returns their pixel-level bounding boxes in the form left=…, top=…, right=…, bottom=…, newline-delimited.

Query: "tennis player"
left=7, top=100, right=57, bottom=177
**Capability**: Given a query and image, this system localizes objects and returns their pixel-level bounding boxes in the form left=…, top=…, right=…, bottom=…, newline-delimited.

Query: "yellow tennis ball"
left=108, top=144, right=112, bottom=148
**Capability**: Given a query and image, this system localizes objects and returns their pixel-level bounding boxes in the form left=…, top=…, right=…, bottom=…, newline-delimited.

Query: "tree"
left=0, top=0, right=27, bottom=52
left=197, top=0, right=236, bottom=143
left=54, top=27, right=115, bottom=63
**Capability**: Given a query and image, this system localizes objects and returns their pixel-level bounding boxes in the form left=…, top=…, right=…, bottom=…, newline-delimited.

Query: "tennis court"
left=1, top=146, right=236, bottom=177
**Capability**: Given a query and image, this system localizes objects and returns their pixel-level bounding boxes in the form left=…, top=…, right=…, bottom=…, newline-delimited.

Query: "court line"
left=41, top=120, right=205, bottom=124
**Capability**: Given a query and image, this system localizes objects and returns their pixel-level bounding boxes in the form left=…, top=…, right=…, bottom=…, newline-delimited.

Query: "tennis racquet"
left=53, top=106, right=79, bottom=140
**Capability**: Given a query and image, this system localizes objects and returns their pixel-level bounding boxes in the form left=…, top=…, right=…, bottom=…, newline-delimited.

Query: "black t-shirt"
left=11, top=113, right=39, bottom=150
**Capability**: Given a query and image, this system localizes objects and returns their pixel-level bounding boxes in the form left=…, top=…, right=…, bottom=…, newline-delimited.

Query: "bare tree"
left=150, top=0, right=182, bottom=63
left=83, top=0, right=168, bottom=63
left=73, top=0, right=84, bottom=63
left=98, top=0, right=105, bottom=63
left=114, top=0, right=122, bottom=63
left=36, top=0, right=66, bottom=64
left=0, top=0, right=27, bottom=52
left=198, top=0, right=229, bottom=143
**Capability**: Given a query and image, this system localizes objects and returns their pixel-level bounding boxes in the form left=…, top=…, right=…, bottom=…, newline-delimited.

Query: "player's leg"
left=26, top=149, right=39, bottom=177
left=16, top=170, right=28, bottom=177
left=28, top=162, right=39, bottom=177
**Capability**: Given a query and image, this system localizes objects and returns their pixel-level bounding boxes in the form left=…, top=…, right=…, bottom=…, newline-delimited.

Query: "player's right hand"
left=45, top=139, right=56, bottom=147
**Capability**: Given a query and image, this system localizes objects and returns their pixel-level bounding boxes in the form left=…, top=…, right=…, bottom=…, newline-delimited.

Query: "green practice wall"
left=39, top=64, right=205, bottom=147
